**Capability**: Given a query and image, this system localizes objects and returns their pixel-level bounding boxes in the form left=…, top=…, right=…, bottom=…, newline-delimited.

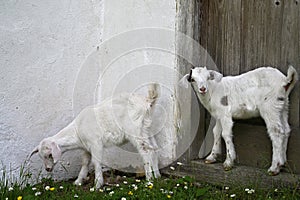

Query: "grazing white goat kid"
left=30, top=84, right=161, bottom=189
left=180, top=66, right=298, bottom=175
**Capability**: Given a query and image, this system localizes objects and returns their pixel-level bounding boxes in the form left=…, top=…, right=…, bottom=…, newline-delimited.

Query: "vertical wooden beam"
left=280, top=0, right=300, bottom=127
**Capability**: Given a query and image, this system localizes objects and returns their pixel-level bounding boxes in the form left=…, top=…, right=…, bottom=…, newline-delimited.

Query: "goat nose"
left=46, top=167, right=52, bottom=172
left=199, top=86, right=206, bottom=92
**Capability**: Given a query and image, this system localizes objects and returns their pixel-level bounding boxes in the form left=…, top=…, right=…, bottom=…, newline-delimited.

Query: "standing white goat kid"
left=180, top=66, right=298, bottom=175
left=30, top=83, right=161, bottom=189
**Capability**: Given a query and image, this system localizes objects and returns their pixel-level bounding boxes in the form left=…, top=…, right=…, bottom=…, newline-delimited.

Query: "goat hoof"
left=223, top=163, right=233, bottom=171
left=223, top=166, right=233, bottom=171
left=268, top=170, right=279, bottom=176
left=204, top=159, right=216, bottom=164
left=74, top=180, right=82, bottom=186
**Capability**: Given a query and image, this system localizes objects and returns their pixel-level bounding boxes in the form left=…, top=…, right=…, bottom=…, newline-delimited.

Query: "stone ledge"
left=162, top=160, right=300, bottom=189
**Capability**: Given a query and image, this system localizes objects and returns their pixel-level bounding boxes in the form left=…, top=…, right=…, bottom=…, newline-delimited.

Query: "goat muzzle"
left=45, top=167, right=53, bottom=172
left=199, top=86, right=207, bottom=94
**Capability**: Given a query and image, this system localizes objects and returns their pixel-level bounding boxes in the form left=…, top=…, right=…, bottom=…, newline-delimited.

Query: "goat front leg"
left=74, top=151, right=91, bottom=186
left=205, top=119, right=222, bottom=164
left=220, top=117, right=235, bottom=171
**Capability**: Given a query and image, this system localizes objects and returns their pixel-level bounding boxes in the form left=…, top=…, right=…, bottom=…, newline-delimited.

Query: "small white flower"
left=184, top=185, right=188, bottom=190
left=123, top=181, right=128, bottom=184
left=169, top=191, right=174, bottom=194
left=177, top=162, right=183, bottom=166
left=8, top=187, right=13, bottom=191
left=31, top=187, right=37, bottom=191
left=134, top=185, right=138, bottom=190
left=35, top=191, right=42, bottom=196
left=136, top=179, right=141, bottom=183
left=225, top=186, right=230, bottom=190
left=248, top=189, right=255, bottom=194
left=170, top=166, right=175, bottom=170
left=90, top=187, right=95, bottom=192
left=99, top=189, right=104, bottom=192
left=230, top=194, right=236, bottom=198
left=176, top=183, right=180, bottom=187
left=274, top=188, right=278, bottom=192
left=121, top=198, right=127, bottom=200
left=74, top=194, right=79, bottom=198
left=245, top=188, right=249, bottom=192
left=45, top=186, right=50, bottom=191
left=5, top=197, right=9, bottom=200
left=116, top=184, right=120, bottom=187
left=106, top=187, right=111, bottom=191
left=109, top=191, right=115, bottom=196
left=59, top=186, right=64, bottom=189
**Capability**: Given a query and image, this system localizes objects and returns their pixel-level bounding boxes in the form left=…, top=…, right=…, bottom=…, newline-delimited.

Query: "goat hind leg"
left=91, top=145, right=104, bottom=189
left=135, top=140, right=160, bottom=180
left=281, top=109, right=290, bottom=164
left=268, top=132, right=285, bottom=175
left=261, top=108, right=286, bottom=175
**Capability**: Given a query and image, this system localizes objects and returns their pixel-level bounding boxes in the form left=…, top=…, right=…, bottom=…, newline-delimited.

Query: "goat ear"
left=29, top=146, right=39, bottom=158
left=50, top=142, right=61, bottom=163
left=178, top=74, right=190, bottom=88
left=209, top=70, right=223, bottom=82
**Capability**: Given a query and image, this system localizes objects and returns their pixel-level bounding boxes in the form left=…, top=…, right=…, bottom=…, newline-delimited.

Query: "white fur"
left=30, top=84, right=161, bottom=189
left=180, top=66, right=298, bottom=175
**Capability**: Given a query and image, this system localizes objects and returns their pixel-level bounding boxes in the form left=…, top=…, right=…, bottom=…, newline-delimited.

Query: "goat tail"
left=285, top=65, right=298, bottom=95
left=147, top=83, right=160, bottom=105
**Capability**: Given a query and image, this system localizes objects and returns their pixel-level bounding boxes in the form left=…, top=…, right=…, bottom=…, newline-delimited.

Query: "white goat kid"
left=180, top=66, right=298, bottom=175
left=30, top=84, right=161, bottom=189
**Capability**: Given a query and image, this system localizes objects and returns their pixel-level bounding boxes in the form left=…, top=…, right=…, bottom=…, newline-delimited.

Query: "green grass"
left=1, top=169, right=300, bottom=200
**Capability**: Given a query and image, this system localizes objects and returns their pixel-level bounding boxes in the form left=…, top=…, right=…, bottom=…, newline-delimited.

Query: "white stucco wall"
left=1, top=0, right=188, bottom=182
left=0, top=0, right=105, bottom=180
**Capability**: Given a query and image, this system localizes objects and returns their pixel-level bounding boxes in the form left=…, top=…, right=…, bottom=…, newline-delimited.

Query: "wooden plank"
left=202, top=0, right=242, bottom=75
left=263, top=0, right=282, bottom=67
left=200, top=0, right=222, bottom=68
left=176, top=0, right=205, bottom=162
left=219, top=0, right=241, bottom=75
left=199, top=0, right=209, bottom=65
left=241, top=0, right=268, bottom=72
left=280, top=1, right=300, bottom=127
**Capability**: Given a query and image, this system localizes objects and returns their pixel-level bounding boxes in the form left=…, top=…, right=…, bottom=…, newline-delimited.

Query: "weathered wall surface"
left=0, top=0, right=180, bottom=182
left=0, top=0, right=104, bottom=180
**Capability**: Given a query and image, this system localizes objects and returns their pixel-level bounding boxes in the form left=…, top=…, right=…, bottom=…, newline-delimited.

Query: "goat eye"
left=191, top=78, right=195, bottom=82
